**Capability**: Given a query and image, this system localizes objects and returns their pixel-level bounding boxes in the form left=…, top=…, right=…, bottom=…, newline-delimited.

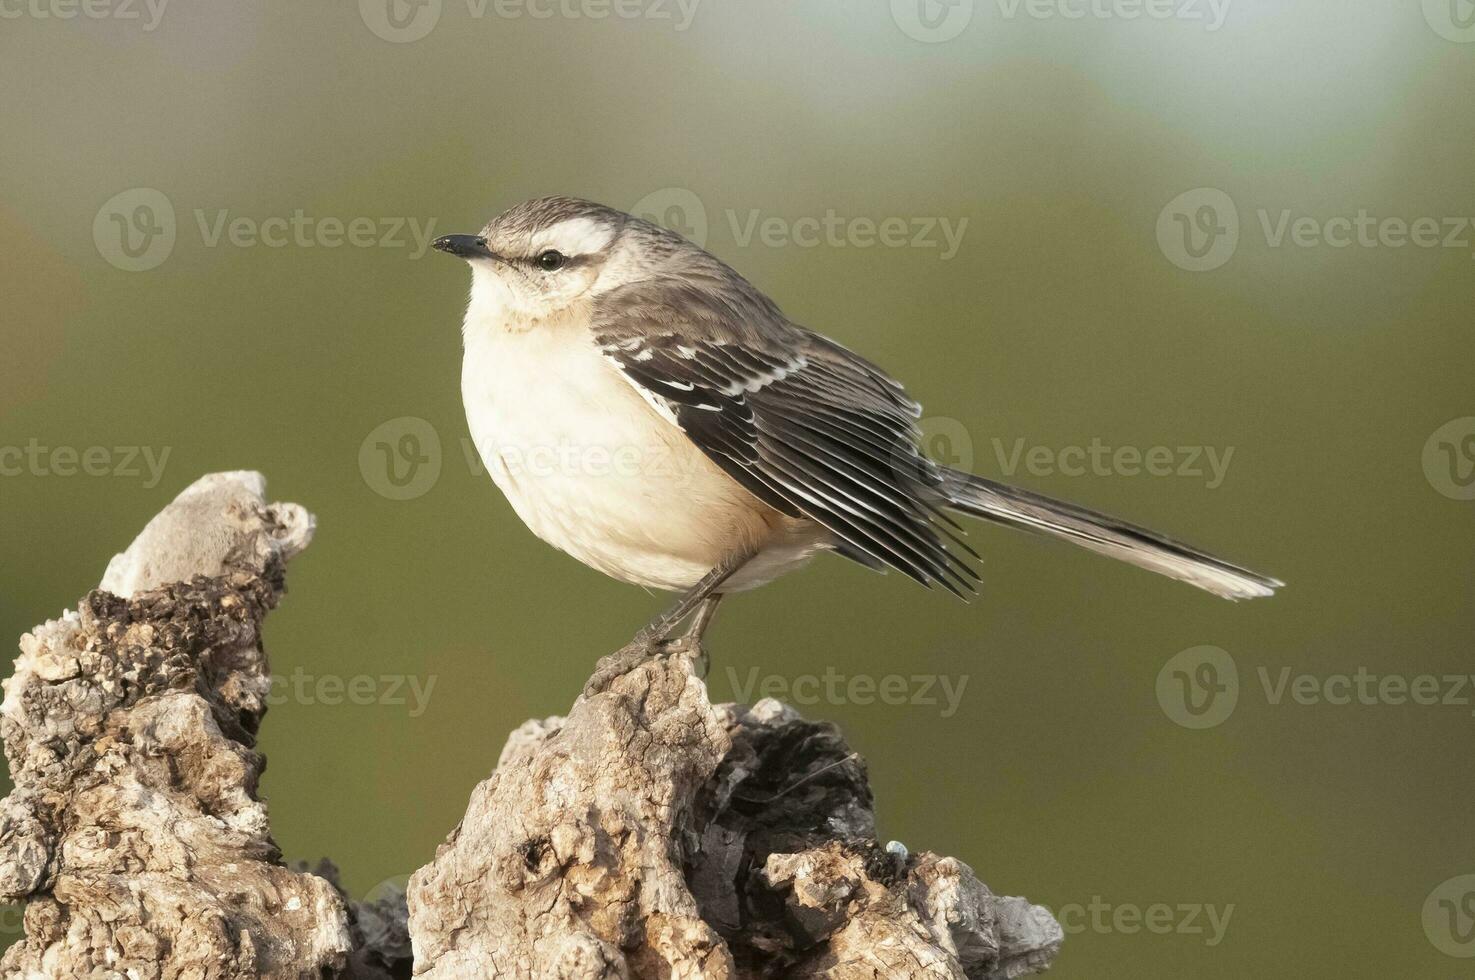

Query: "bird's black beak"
left=432, top=234, right=495, bottom=260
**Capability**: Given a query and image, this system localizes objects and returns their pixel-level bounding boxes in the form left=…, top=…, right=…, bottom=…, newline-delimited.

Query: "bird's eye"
left=536, top=249, right=567, bottom=271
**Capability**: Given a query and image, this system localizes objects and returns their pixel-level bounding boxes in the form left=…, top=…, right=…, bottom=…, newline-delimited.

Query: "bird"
left=432, top=197, right=1281, bottom=692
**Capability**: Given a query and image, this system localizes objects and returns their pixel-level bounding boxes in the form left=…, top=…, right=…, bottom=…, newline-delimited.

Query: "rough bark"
left=2, top=472, right=1062, bottom=978
left=406, top=662, right=1063, bottom=979
left=0, top=472, right=352, bottom=978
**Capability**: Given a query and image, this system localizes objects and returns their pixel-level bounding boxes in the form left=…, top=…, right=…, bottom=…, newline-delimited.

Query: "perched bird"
left=433, top=197, right=1280, bottom=689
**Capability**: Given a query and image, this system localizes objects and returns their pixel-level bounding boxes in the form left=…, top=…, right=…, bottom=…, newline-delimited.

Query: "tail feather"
left=939, top=469, right=1282, bottom=601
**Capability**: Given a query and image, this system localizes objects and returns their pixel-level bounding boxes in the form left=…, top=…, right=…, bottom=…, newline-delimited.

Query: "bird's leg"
left=629, top=552, right=748, bottom=646
left=661, top=593, right=724, bottom=679
left=583, top=550, right=751, bottom=696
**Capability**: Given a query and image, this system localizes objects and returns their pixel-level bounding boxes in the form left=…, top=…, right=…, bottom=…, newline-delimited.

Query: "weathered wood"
left=407, top=661, right=1063, bottom=979
left=0, top=472, right=351, bottom=978
left=1, top=472, right=1062, bottom=978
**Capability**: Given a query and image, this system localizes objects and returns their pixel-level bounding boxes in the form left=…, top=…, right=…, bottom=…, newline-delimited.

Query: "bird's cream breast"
left=459, top=305, right=798, bottom=590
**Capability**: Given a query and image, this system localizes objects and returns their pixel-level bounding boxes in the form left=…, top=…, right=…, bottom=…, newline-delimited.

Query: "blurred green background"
left=2, top=2, right=1473, bottom=975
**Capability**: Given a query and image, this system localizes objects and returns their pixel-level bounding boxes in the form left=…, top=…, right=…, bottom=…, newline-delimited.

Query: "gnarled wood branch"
left=408, top=661, right=1061, bottom=979
left=1, top=472, right=1062, bottom=979
left=0, top=472, right=351, bottom=979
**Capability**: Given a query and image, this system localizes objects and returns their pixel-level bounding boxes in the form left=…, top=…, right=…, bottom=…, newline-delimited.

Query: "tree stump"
left=0, top=473, right=1062, bottom=979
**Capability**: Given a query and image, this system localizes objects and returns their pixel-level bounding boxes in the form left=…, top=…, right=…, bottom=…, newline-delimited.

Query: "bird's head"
left=434, top=196, right=698, bottom=324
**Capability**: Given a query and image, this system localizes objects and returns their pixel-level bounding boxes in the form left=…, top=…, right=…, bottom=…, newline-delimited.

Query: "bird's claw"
left=582, top=634, right=707, bottom=697
left=664, top=635, right=709, bottom=680
left=583, top=638, right=656, bottom=697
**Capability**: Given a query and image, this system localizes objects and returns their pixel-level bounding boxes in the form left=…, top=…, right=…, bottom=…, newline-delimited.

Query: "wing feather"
left=594, top=286, right=977, bottom=594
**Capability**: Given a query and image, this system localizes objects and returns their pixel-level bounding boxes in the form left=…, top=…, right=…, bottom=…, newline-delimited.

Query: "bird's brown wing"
left=593, top=281, right=978, bottom=595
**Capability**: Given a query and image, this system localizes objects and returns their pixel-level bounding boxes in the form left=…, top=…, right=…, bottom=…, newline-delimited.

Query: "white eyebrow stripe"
left=531, top=217, right=615, bottom=257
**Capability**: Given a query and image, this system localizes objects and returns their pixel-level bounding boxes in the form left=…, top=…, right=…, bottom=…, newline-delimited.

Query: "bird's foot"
left=583, top=638, right=657, bottom=697
left=582, top=634, right=707, bottom=697
left=657, top=634, right=709, bottom=680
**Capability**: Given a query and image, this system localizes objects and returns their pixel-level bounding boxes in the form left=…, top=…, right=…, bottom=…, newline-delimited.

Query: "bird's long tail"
left=938, top=469, right=1282, bottom=600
